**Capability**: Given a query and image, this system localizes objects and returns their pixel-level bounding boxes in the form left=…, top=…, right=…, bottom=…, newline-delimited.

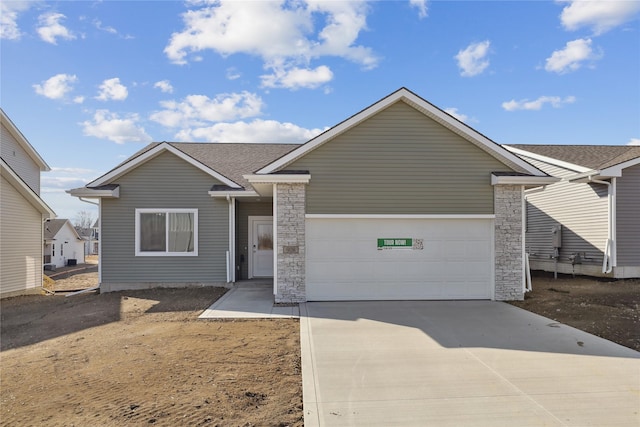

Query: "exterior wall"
left=494, top=185, right=523, bottom=301
left=1, top=176, right=43, bottom=298
left=286, top=101, right=511, bottom=214
left=1, top=122, right=41, bottom=194
left=522, top=156, right=609, bottom=273
left=100, top=151, right=229, bottom=290
left=275, top=183, right=306, bottom=303
left=616, top=164, right=640, bottom=269
left=236, top=200, right=272, bottom=280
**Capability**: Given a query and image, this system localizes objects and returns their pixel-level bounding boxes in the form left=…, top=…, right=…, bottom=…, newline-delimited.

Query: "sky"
left=1, top=0, right=639, bottom=221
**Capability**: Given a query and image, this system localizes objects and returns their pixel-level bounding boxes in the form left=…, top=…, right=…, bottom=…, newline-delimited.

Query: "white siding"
left=1, top=123, right=41, bottom=194
left=523, top=157, right=608, bottom=266
left=1, top=176, right=43, bottom=297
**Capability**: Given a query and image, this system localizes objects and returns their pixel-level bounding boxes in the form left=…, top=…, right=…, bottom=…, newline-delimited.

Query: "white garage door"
left=306, top=217, right=494, bottom=301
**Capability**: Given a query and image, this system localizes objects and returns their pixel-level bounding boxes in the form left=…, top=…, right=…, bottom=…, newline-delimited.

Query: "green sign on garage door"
left=377, top=238, right=412, bottom=249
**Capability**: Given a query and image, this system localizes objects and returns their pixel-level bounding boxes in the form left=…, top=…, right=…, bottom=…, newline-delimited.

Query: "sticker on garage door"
left=377, top=238, right=424, bottom=250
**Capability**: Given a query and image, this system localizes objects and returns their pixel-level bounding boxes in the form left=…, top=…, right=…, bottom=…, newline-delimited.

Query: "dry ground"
left=509, top=273, right=640, bottom=351
left=0, top=286, right=302, bottom=427
left=1, top=268, right=638, bottom=426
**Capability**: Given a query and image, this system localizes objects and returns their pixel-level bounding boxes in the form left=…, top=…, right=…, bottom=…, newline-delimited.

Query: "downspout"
left=42, top=217, right=54, bottom=295
left=226, top=195, right=236, bottom=283
left=588, top=176, right=614, bottom=273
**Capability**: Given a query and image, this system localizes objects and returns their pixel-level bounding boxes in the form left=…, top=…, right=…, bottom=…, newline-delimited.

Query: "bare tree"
left=74, top=210, right=94, bottom=230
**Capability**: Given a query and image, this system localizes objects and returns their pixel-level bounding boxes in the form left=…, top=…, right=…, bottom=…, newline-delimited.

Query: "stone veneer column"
left=275, top=183, right=306, bottom=303
left=494, top=184, right=524, bottom=301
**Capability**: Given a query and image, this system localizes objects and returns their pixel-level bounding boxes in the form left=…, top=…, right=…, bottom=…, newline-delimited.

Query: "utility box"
left=551, top=224, right=562, bottom=248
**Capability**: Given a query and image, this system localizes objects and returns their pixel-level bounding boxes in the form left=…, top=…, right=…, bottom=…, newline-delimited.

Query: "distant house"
left=69, top=88, right=556, bottom=302
left=1, top=109, right=56, bottom=298
left=75, top=218, right=99, bottom=255
left=506, top=145, right=640, bottom=279
left=44, top=219, right=86, bottom=268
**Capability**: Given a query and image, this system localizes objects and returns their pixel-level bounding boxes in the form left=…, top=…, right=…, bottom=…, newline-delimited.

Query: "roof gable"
left=1, top=109, right=50, bottom=172
left=1, top=158, right=55, bottom=218
left=89, top=142, right=242, bottom=188
left=44, top=219, right=80, bottom=240
left=257, top=87, right=545, bottom=176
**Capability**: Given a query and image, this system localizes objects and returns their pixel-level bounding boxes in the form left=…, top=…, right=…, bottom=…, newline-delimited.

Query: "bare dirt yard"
left=1, top=283, right=302, bottom=426
left=1, top=268, right=638, bottom=426
left=509, top=273, right=640, bottom=352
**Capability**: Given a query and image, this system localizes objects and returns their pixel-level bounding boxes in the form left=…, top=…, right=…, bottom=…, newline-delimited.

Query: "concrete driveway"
left=300, top=301, right=640, bottom=426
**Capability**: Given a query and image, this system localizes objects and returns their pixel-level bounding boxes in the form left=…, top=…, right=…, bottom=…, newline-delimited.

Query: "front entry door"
left=249, top=217, right=273, bottom=278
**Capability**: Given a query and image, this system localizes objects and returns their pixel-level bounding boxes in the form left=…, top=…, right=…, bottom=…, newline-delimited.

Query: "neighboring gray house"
left=69, top=88, right=555, bottom=302
left=44, top=219, right=86, bottom=268
left=506, top=145, right=640, bottom=279
left=75, top=218, right=100, bottom=256
left=1, top=109, right=56, bottom=298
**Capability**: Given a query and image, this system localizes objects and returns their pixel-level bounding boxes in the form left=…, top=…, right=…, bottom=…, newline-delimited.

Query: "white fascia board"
left=66, top=186, right=120, bottom=198
left=504, top=146, right=591, bottom=174
left=491, top=175, right=559, bottom=186
left=209, top=190, right=259, bottom=198
left=306, top=214, right=496, bottom=219
left=257, top=88, right=546, bottom=176
left=600, top=156, right=640, bottom=177
left=0, top=109, right=51, bottom=171
left=89, top=142, right=241, bottom=188
left=244, top=174, right=311, bottom=184
left=1, top=159, right=56, bottom=217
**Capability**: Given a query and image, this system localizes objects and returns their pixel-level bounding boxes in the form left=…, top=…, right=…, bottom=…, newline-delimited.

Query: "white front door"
left=249, top=216, right=274, bottom=278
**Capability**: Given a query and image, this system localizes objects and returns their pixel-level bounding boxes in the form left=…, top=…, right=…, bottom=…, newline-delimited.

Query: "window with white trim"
left=135, top=209, right=198, bottom=256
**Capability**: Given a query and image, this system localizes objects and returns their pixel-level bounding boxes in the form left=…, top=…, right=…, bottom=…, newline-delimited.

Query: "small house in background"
left=75, top=218, right=99, bottom=256
left=1, top=109, right=56, bottom=298
left=44, top=219, right=85, bottom=269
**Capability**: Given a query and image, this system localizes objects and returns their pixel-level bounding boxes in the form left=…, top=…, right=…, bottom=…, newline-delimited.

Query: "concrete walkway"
left=199, top=282, right=299, bottom=319
left=300, top=300, right=640, bottom=426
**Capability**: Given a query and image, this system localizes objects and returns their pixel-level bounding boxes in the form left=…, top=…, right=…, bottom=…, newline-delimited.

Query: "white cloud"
left=559, top=0, right=640, bottom=35
left=175, top=119, right=326, bottom=143
left=164, top=1, right=377, bottom=88
left=73, top=96, right=85, bottom=104
left=444, top=107, right=468, bottom=123
left=455, top=40, right=491, bottom=77
left=545, top=38, right=601, bottom=74
left=33, top=73, right=78, bottom=100
left=150, top=91, right=264, bottom=128
left=627, top=138, right=640, bottom=146
left=410, top=0, right=428, bottom=19
left=37, top=12, right=76, bottom=44
left=1, top=1, right=32, bottom=40
left=82, top=110, right=152, bottom=144
left=96, top=78, right=128, bottom=101
left=261, top=65, right=333, bottom=89
left=93, top=19, right=117, bottom=34
left=226, top=67, right=241, bottom=80
left=502, top=95, right=576, bottom=111
left=154, top=80, right=174, bottom=93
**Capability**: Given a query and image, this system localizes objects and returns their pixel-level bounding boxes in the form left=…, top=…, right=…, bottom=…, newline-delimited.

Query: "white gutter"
left=588, top=176, right=615, bottom=273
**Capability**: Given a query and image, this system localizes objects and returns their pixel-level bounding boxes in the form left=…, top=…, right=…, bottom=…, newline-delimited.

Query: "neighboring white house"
left=44, top=219, right=86, bottom=268
left=1, top=109, right=56, bottom=298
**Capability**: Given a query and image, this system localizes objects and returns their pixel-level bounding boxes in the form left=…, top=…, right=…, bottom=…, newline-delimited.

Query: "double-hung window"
left=135, top=209, right=198, bottom=256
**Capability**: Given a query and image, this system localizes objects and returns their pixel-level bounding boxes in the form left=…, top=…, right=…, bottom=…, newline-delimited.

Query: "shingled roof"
left=44, top=219, right=71, bottom=240
left=508, top=145, right=640, bottom=170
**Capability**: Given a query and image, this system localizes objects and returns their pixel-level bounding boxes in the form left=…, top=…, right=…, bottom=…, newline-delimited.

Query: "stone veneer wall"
left=494, top=184, right=524, bottom=301
left=275, top=183, right=306, bottom=303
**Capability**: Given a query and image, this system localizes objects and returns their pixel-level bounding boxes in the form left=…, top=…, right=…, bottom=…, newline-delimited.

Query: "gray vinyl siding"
left=235, top=201, right=272, bottom=280
left=523, top=157, right=608, bottom=265
left=1, top=123, right=41, bottom=194
left=101, top=151, right=228, bottom=284
left=286, top=101, right=511, bottom=214
left=616, top=164, right=640, bottom=266
left=1, top=176, right=43, bottom=297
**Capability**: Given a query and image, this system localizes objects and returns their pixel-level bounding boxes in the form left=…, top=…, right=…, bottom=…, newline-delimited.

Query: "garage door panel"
left=306, top=218, right=494, bottom=301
